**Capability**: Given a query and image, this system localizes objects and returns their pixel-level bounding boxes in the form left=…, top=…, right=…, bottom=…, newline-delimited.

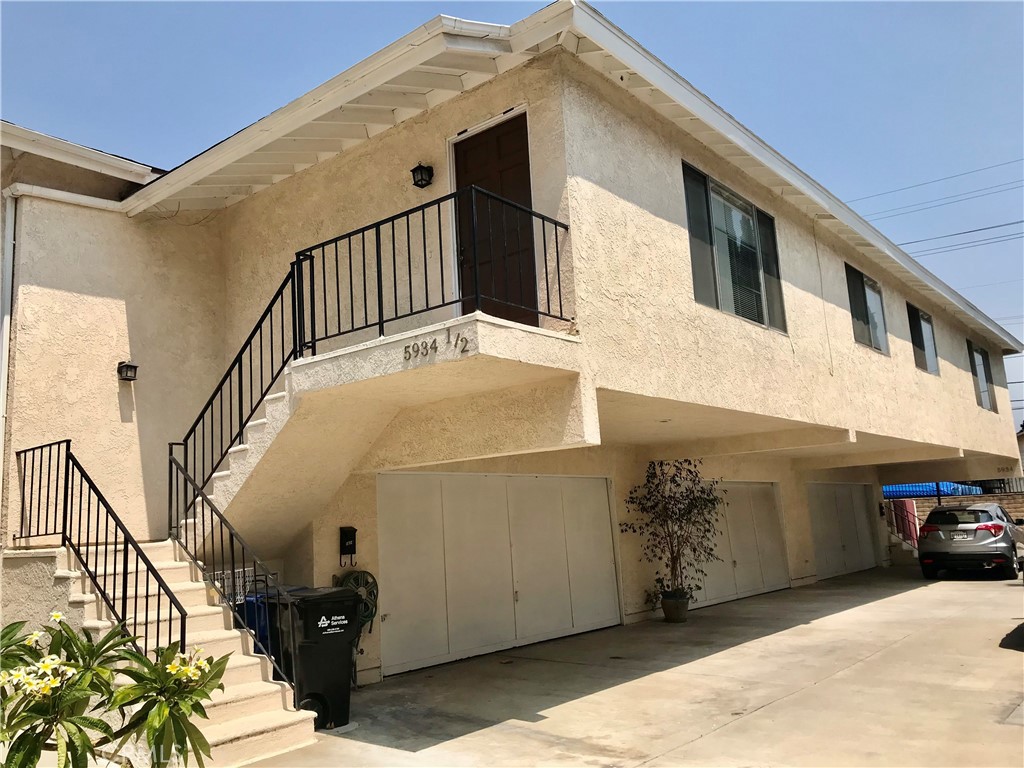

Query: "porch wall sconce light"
left=116, top=360, right=138, bottom=382
left=411, top=163, right=434, bottom=189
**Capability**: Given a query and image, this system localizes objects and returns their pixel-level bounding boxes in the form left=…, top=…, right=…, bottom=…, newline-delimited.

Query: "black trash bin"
left=286, top=586, right=362, bottom=729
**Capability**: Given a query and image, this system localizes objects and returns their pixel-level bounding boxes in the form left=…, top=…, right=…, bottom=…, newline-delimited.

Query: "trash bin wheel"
left=299, top=695, right=329, bottom=730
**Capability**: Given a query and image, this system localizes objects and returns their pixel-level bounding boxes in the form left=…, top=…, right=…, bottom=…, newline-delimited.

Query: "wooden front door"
left=454, top=113, right=538, bottom=325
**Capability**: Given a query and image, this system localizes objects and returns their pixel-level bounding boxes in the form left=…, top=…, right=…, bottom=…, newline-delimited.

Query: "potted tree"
left=622, top=459, right=725, bottom=623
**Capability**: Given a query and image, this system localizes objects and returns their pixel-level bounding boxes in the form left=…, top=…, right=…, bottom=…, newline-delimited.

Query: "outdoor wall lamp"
left=410, top=163, right=434, bottom=188
left=116, top=360, right=138, bottom=382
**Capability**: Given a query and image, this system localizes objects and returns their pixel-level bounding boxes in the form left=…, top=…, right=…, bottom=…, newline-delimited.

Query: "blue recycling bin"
left=237, top=582, right=303, bottom=677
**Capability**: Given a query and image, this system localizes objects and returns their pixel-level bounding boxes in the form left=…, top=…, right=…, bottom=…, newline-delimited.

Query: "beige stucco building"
left=2, top=2, right=1021, bottom=763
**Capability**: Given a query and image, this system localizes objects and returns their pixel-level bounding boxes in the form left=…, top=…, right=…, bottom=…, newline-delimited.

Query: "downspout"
left=0, top=192, right=17, bottom=547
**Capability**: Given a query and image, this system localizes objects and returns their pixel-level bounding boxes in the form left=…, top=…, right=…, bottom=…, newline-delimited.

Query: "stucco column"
left=777, top=470, right=817, bottom=586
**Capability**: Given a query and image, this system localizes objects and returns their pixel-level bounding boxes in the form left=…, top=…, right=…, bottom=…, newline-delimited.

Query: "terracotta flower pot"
left=661, top=594, right=690, bottom=623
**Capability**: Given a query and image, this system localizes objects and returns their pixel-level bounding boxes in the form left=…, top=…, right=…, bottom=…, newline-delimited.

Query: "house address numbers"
left=403, top=327, right=471, bottom=360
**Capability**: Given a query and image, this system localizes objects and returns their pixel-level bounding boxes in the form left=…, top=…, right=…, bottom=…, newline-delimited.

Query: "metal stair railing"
left=168, top=447, right=297, bottom=686
left=885, top=499, right=919, bottom=549
left=172, top=186, right=571, bottom=516
left=16, top=439, right=187, bottom=654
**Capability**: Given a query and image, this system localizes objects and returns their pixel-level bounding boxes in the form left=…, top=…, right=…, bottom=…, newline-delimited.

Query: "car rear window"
left=925, top=509, right=993, bottom=525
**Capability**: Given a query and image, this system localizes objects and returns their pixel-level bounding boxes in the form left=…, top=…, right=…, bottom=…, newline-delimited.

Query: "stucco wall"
left=0, top=548, right=86, bottom=632
left=216, top=54, right=570, bottom=356
left=3, top=197, right=226, bottom=540
left=557, top=54, right=1016, bottom=460
left=1, top=47, right=1015, bottom=559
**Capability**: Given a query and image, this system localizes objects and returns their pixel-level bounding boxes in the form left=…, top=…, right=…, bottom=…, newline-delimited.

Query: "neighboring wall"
left=557, top=54, right=1016, bottom=461
left=917, top=493, right=1024, bottom=520
left=2, top=196, right=226, bottom=540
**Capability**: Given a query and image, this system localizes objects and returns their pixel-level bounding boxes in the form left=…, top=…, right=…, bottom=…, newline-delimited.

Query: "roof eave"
left=0, top=121, right=160, bottom=184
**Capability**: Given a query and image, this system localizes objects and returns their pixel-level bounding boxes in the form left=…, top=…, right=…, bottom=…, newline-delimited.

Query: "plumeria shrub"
left=1, top=613, right=229, bottom=768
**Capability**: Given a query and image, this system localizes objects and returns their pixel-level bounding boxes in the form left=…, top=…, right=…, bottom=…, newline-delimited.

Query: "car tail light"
left=920, top=524, right=940, bottom=538
left=977, top=523, right=1004, bottom=537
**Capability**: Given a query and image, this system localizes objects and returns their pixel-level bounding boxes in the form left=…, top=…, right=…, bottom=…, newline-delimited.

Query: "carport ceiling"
left=596, top=389, right=820, bottom=446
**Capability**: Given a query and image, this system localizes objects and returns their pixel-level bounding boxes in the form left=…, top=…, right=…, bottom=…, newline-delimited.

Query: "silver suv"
left=918, top=503, right=1024, bottom=580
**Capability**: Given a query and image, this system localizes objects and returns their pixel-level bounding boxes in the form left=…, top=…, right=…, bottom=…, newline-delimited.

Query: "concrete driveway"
left=255, top=568, right=1024, bottom=767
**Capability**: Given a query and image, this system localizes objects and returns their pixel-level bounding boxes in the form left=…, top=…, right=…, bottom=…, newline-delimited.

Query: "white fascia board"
left=2, top=182, right=127, bottom=212
left=123, top=15, right=515, bottom=217
left=568, top=1, right=1022, bottom=353
left=0, top=122, right=158, bottom=185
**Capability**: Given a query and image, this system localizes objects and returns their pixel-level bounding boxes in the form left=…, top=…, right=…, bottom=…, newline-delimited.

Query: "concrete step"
left=82, top=559, right=194, bottom=582
left=75, top=539, right=179, bottom=563
left=202, top=709, right=315, bottom=768
left=79, top=577, right=211, bottom=608
left=203, top=680, right=294, bottom=728
left=219, top=652, right=271, bottom=688
left=86, top=601, right=230, bottom=634
left=188, top=626, right=259, bottom=658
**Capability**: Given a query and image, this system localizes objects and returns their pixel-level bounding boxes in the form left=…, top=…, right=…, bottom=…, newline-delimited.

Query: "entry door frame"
left=446, top=105, right=534, bottom=314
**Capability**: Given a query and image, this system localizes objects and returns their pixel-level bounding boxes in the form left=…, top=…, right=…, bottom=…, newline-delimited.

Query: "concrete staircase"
left=887, top=533, right=919, bottom=566
left=72, top=539, right=316, bottom=767
left=207, top=387, right=290, bottom=511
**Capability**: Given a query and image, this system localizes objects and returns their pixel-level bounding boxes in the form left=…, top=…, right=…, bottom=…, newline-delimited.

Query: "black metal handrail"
left=16, top=440, right=187, bottom=654
left=175, top=186, right=570, bottom=506
left=293, top=185, right=571, bottom=355
left=179, top=273, right=297, bottom=494
left=168, top=447, right=296, bottom=685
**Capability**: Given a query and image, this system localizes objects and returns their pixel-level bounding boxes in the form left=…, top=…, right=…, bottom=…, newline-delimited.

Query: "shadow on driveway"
left=326, top=567, right=932, bottom=755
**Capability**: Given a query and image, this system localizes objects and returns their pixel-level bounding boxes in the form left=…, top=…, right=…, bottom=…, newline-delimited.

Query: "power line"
left=863, top=181, right=1022, bottom=218
left=910, top=233, right=1024, bottom=258
left=958, top=278, right=1024, bottom=291
left=845, top=158, right=1024, bottom=203
left=897, top=220, right=1024, bottom=246
left=867, top=186, right=1024, bottom=222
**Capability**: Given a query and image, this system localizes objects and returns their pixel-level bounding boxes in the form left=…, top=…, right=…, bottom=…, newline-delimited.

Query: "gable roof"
left=0, top=120, right=161, bottom=184
left=11, top=1, right=1024, bottom=354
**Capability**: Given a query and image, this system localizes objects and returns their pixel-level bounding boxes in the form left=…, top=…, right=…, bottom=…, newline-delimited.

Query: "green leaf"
left=113, top=667, right=152, bottom=685
left=55, top=687, right=94, bottom=711
left=67, top=714, right=115, bottom=739
left=6, top=727, right=44, bottom=768
left=0, top=621, right=28, bottom=648
left=108, top=683, right=151, bottom=711
left=55, top=726, right=68, bottom=768
left=146, top=700, right=170, bottom=749
left=182, top=715, right=212, bottom=764
left=116, top=648, right=154, bottom=670
left=62, top=721, right=94, bottom=768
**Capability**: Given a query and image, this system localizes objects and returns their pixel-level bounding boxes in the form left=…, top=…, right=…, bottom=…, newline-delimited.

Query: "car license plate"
left=951, top=531, right=971, bottom=540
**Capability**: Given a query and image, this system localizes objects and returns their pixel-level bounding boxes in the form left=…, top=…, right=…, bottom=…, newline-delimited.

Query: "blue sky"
left=2, top=1, right=1022, bottom=419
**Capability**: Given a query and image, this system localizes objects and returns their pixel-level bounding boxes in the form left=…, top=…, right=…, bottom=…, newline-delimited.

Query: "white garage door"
left=693, top=482, right=790, bottom=608
left=378, top=473, right=619, bottom=675
left=809, top=483, right=877, bottom=579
